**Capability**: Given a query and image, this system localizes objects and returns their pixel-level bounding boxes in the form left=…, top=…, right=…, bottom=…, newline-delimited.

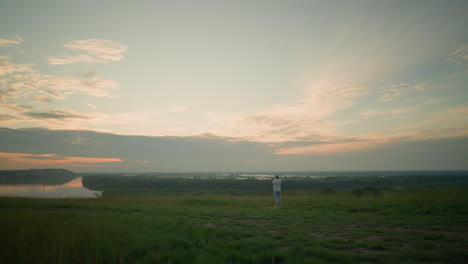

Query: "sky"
left=0, top=0, right=467, bottom=172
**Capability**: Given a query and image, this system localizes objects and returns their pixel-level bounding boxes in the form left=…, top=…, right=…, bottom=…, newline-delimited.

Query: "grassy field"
left=1, top=188, right=467, bottom=263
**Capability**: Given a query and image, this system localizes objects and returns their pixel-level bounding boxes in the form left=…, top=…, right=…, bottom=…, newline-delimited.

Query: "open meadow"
left=2, top=1, right=468, bottom=263
left=1, top=187, right=467, bottom=264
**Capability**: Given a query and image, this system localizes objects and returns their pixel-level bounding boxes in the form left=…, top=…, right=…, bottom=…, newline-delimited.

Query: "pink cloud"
left=42, top=72, right=118, bottom=98
left=48, top=55, right=95, bottom=65
left=205, top=80, right=368, bottom=142
left=0, top=38, right=121, bottom=131
left=0, top=56, right=34, bottom=75
left=275, top=107, right=468, bottom=155
left=275, top=140, right=388, bottom=155
left=0, top=70, right=117, bottom=128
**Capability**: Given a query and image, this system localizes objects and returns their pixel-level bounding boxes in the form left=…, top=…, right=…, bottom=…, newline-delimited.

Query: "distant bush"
left=321, top=188, right=337, bottom=195
left=352, top=187, right=382, bottom=197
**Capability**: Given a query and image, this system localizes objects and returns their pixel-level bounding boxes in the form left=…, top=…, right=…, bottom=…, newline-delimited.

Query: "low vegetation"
left=82, top=174, right=468, bottom=196
left=1, top=187, right=467, bottom=263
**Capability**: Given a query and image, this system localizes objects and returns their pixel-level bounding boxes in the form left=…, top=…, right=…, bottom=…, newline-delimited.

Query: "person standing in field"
left=272, top=175, right=282, bottom=207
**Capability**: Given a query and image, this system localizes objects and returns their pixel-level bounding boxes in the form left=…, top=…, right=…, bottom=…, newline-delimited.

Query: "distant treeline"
left=82, top=174, right=468, bottom=195
left=0, top=169, right=76, bottom=185
left=80, top=170, right=468, bottom=178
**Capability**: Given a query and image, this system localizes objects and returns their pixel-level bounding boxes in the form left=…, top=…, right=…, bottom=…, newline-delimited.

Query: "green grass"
left=1, top=188, right=467, bottom=263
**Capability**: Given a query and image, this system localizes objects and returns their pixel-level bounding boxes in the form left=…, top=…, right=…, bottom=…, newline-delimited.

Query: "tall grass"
left=1, top=187, right=467, bottom=263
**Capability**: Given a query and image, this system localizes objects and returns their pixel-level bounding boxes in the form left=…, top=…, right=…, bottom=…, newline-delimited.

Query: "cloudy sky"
left=0, top=0, right=467, bottom=172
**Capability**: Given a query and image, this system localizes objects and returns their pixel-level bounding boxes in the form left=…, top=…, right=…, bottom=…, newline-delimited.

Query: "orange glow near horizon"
left=274, top=140, right=388, bottom=155
left=0, top=152, right=123, bottom=168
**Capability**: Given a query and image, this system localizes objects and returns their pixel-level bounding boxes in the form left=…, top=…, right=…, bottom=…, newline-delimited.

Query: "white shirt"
left=272, top=178, right=282, bottom=192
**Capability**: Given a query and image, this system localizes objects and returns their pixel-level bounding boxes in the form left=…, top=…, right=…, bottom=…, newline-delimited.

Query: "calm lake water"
left=0, top=177, right=101, bottom=198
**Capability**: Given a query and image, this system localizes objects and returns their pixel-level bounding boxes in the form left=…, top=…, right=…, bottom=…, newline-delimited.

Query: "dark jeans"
left=274, top=191, right=281, bottom=206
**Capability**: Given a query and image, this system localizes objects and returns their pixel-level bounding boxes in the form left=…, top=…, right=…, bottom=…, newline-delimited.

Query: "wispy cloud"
left=379, top=82, right=426, bottom=102
left=84, top=104, right=189, bottom=134
left=275, top=139, right=388, bottom=155
left=206, top=80, right=367, bottom=142
left=361, top=98, right=445, bottom=120
left=41, top=71, right=118, bottom=98
left=0, top=69, right=117, bottom=128
left=361, top=107, right=417, bottom=119
left=48, top=54, right=96, bottom=65
left=0, top=69, right=116, bottom=129
left=0, top=35, right=23, bottom=47
left=24, top=109, right=93, bottom=120
left=48, top=39, right=127, bottom=65
left=276, top=104, right=468, bottom=155
left=1, top=37, right=124, bottom=131
left=396, top=105, right=468, bottom=138
left=0, top=114, right=17, bottom=122
left=0, top=72, right=117, bottom=103
left=0, top=56, right=34, bottom=75
left=85, top=102, right=97, bottom=110
left=0, top=105, right=102, bottom=129
left=448, top=44, right=468, bottom=67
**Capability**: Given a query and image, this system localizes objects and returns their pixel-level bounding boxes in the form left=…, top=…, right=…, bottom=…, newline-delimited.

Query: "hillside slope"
left=0, top=169, right=76, bottom=185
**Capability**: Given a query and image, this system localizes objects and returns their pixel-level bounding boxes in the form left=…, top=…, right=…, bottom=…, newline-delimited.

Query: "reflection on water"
left=0, top=177, right=101, bottom=198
